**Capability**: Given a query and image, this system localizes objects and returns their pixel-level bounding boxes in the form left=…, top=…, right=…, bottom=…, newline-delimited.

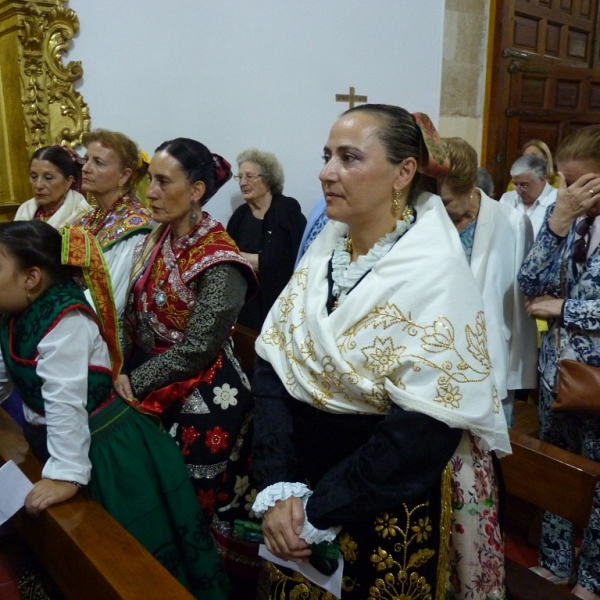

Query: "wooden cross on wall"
left=336, top=86, right=368, bottom=109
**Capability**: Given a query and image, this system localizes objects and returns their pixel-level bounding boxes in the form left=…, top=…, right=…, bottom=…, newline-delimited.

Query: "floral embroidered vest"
left=0, top=281, right=113, bottom=415
left=75, top=196, right=155, bottom=251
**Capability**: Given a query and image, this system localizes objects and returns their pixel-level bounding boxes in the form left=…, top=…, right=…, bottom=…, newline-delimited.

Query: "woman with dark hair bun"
left=118, top=138, right=260, bottom=597
left=0, top=220, right=230, bottom=600
left=252, top=105, right=509, bottom=599
left=16, top=145, right=91, bottom=227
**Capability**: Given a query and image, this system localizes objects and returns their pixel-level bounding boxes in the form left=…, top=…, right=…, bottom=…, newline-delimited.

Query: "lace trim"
left=332, top=207, right=415, bottom=307
left=252, top=482, right=340, bottom=544
left=252, top=482, right=311, bottom=516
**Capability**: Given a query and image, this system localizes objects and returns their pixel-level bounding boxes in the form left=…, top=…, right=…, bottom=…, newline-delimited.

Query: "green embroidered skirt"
left=88, top=396, right=230, bottom=600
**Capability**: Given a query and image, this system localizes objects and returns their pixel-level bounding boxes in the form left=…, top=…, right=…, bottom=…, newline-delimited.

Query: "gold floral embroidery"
left=338, top=532, right=358, bottom=562
left=261, top=288, right=492, bottom=413
left=369, top=503, right=435, bottom=600
left=492, top=385, right=500, bottom=414
left=361, top=336, right=405, bottom=376
left=267, top=562, right=338, bottom=599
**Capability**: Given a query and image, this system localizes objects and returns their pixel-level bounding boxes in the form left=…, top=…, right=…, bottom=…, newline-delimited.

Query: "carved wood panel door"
left=485, top=0, right=600, bottom=192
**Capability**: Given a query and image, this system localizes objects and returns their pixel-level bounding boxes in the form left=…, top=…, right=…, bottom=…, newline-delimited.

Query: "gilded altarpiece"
left=0, top=0, right=89, bottom=220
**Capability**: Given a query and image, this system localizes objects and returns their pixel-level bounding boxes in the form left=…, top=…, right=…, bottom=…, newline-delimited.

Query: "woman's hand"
left=115, top=374, right=136, bottom=402
left=549, top=172, right=600, bottom=236
left=262, top=496, right=311, bottom=562
left=525, top=295, right=564, bottom=319
left=25, top=479, right=79, bottom=516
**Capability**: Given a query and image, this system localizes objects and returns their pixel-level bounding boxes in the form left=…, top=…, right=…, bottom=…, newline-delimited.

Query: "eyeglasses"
left=573, top=216, right=595, bottom=263
left=512, top=182, right=531, bottom=191
left=234, top=173, right=263, bottom=182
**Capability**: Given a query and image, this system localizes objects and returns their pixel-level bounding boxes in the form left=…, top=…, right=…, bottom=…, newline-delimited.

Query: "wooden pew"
left=0, top=407, right=194, bottom=600
left=502, top=405, right=600, bottom=600
left=222, top=330, right=597, bottom=599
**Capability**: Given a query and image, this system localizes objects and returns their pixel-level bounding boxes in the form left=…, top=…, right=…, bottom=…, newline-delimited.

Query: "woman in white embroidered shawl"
left=251, top=105, right=511, bottom=600
left=16, top=145, right=91, bottom=228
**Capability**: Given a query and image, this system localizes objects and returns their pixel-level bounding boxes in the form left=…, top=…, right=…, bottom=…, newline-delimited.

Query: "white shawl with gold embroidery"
left=256, top=192, right=511, bottom=456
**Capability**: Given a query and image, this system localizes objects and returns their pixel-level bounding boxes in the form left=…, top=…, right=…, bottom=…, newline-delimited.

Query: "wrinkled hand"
left=25, top=479, right=79, bottom=516
left=115, top=374, right=137, bottom=402
left=550, top=172, right=600, bottom=236
left=262, top=496, right=311, bottom=562
left=525, top=295, right=564, bottom=319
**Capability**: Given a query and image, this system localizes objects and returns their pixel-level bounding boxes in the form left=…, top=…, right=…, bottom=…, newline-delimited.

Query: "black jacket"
left=227, top=193, right=306, bottom=330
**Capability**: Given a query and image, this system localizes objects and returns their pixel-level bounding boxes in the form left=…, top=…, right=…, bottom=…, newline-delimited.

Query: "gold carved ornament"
left=18, top=0, right=90, bottom=152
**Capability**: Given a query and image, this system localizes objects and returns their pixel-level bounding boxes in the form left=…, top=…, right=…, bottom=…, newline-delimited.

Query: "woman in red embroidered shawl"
left=118, top=138, right=259, bottom=598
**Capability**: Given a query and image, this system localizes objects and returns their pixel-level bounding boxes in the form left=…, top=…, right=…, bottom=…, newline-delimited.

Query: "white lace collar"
left=331, top=207, right=415, bottom=307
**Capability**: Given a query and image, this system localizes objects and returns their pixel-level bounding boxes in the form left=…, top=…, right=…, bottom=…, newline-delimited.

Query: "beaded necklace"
left=82, top=195, right=128, bottom=236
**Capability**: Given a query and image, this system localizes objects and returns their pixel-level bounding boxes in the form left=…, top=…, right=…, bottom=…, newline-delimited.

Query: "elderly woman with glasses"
left=227, top=148, right=306, bottom=331
left=519, top=125, right=600, bottom=600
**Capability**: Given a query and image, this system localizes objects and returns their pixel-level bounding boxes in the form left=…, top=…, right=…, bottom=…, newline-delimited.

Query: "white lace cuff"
left=298, top=494, right=341, bottom=544
left=252, top=482, right=311, bottom=517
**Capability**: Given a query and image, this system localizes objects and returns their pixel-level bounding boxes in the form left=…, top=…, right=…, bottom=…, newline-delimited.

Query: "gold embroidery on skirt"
left=338, top=532, right=358, bottom=562
left=267, top=562, right=338, bottom=599
left=369, top=503, right=435, bottom=599
left=436, top=463, right=453, bottom=600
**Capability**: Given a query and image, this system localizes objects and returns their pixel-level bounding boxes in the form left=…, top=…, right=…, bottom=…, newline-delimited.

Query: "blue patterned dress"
left=518, top=205, right=600, bottom=594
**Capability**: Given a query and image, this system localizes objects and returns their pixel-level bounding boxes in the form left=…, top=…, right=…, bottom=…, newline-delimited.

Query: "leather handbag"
left=553, top=358, right=600, bottom=414
left=551, top=252, right=600, bottom=415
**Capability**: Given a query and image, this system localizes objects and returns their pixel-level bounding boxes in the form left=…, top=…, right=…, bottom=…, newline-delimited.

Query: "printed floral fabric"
left=537, top=385, right=600, bottom=592
left=446, top=433, right=505, bottom=600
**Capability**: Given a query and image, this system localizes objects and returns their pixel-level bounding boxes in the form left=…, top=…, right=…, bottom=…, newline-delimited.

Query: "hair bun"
left=411, top=112, right=449, bottom=179
left=212, top=153, right=232, bottom=190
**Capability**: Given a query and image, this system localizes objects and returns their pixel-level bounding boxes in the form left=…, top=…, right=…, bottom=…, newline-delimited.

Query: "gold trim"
left=435, top=463, right=453, bottom=600
left=17, top=0, right=90, bottom=151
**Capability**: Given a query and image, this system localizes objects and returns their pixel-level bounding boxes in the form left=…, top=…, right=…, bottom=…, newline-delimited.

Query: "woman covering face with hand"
left=519, top=125, right=600, bottom=600
left=251, top=105, right=509, bottom=600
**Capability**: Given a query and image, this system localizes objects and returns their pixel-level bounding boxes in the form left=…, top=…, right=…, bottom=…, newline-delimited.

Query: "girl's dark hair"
left=29, top=146, right=82, bottom=190
left=0, top=221, right=77, bottom=284
left=155, top=138, right=230, bottom=205
left=343, top=104, right=426, bottom=204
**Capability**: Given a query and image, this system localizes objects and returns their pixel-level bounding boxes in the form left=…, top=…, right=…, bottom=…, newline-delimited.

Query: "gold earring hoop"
left=391, top=189, right=403, bottom=215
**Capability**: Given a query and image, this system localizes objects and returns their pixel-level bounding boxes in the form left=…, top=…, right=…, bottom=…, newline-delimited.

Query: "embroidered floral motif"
left=338, top=532, right=358, bottom=563
left=205, top=426, right=229, bottom=454
left=361, top=336, right=405, bottom=376
left=369, top=504, right=435, bottom=600
left=181, top=425, right=201, bottom=456
left=198, top=488, right=216, bottom=515
left=411, top=518, right=432, bottom=543
left=213, top=383, right=238, bottom=409
left=244, top=488, right=258, bottom=518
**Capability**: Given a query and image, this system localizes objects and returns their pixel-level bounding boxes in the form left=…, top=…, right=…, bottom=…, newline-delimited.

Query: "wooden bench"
left=0, top=407, right=194, bottom=600
left=501, top=407, right=600, bottom=599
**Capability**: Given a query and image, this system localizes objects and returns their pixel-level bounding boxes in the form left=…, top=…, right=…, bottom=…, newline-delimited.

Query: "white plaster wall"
left=68, top=0, right=444, bottom=225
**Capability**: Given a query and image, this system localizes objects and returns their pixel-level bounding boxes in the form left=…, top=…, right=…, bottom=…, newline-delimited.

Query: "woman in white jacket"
left=439, top=137, right=538, bottom=425
left=16, top=145, right=91, bottom=228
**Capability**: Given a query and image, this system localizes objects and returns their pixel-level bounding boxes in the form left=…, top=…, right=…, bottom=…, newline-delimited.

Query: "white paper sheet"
left=259, top=544, right=344, bottom=599
left=0, top=460, right=34, bottom=526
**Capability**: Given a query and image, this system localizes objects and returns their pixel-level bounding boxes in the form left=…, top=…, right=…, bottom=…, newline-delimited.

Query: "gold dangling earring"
left=117, top=182, right=123, bottom=198
left=25, top=288, right=31, bottom=304
left=391, top=189, right=403, bottom=216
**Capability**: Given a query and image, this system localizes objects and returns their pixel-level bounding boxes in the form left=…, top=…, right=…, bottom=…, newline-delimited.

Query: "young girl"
left=0, top=220, right=230, bottom=600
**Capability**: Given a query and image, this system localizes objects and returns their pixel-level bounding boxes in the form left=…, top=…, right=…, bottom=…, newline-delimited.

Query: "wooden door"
left=485, top=0, right=600, bottom=192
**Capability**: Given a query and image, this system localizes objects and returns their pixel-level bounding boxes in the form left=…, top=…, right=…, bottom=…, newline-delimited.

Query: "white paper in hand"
left=0, top=460, right=34, bottom=526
